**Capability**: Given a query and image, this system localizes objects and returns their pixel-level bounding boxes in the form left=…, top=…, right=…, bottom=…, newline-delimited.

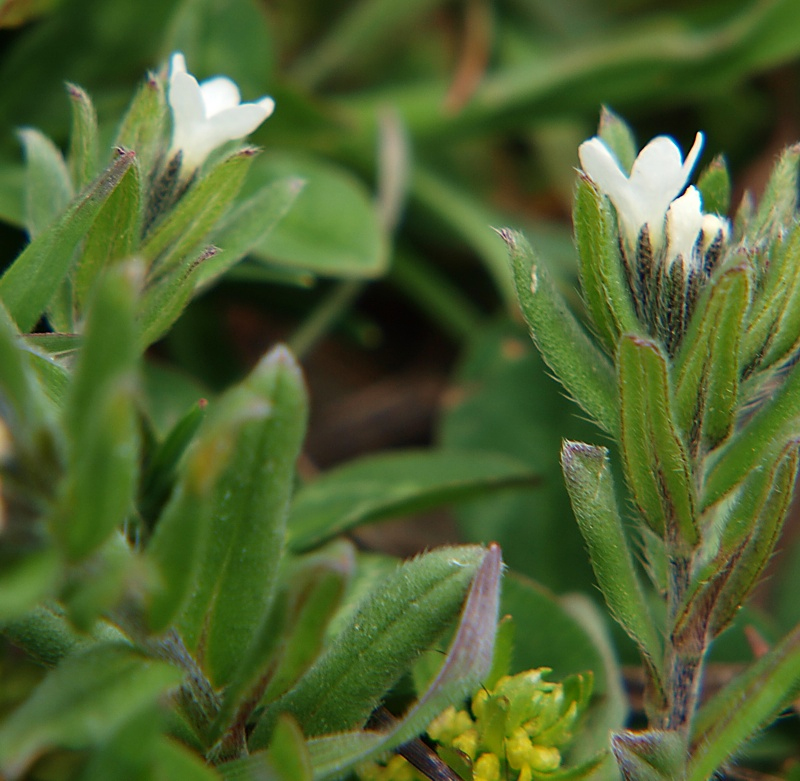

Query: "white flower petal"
left=166, top=51, right=275, bottom=172
left=666, top=186, right=704, bottom=266
left=199, top=77, right=241, bottom=116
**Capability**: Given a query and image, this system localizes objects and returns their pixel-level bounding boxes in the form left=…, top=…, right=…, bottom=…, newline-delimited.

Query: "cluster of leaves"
left=508, top=110, right=800, bottom=779
left=0, top=63, right=519, bottom=780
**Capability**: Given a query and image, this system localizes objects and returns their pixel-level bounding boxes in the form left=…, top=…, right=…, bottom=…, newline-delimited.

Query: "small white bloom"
left=665, top=186, right=704, bottom=266
left=578, top=132, right=704, bottom=250
left=168, top=52, right=275, bottom=171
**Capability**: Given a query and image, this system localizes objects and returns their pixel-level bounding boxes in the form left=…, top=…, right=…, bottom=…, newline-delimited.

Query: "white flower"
left=578, top=132, right=704, bottom=251
left=168, top=52, right=275, bottom=171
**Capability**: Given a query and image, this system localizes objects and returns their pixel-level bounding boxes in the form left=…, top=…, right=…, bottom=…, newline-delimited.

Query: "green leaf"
left=301, top=544, right=501, bottom=779
left=749, top=142, right=799, bottom=239
left=0, top=644, right=181, bottom=779
left=597, top=106, right=636, bottom=173
left=505, top=228, right=617, bottom=435
left=618, top=335, right=697, bottom=546
left=573, top=174, right=639, bottom=352
left=153, top=738, right=221, bottom=781
left=0, top=549, right=60, bottom=622
left=52, top=266, right=139, bottom=559
left=708, top=442, right=798, bottom=636
left=262, top=544, right=489, bottom=739
left=611, top=730, right=686, bottom=781
left=142, top=148, right=256, bottom=277
left=261, top=542, right=355, bottom=704
left=673, top=264, right=749, bottom=451
left=114, top=72, right=168, bottom=180
left=287, top=448, right=541, bottom=552
left=561, top=442, right=663, bottom=680
left=75, top=159, right=141, bottom=311
left=695, top=155, right=731, bottom=218
left=688, top=622, right=800, bottom=781
left=139, top=398, right=206, bottom=526
left=247, top=152, right=387, bottom=278
left=194, top=175, right=304, bottom=290
left=177, top=346, right=308, bottom=687
left=18, top=127, right=74, bottom=238
left=702, top=357, right=800, bottom=509
left=0, top=149, right=135, bottom=332
left=66, top=82, right=99, bottom=190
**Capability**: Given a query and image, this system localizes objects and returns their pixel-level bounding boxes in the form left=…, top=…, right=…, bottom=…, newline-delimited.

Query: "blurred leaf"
left=163, top=0, right=276, bottom=96
left=114, top=72, right=168, bottom=180
left=248, top=152, right=387, bottom=278
left=260, top=544, right=489, bottom=740
left=0, top=0, right=62, bottom=27
left=18, top=127, right=73, bottom=238
left=0, top=162, right=23, bottom=226
left=66, top=82, right=98, bottom=190
left=0, top=643, right=181, bottom=779
left=75, top=160, right=141, bottom=310
left=153, top=738, right=221, bottom=781
left=52, top=267, right=139, bottom=559
left=287, top=448, right=541, bottom=552
left=0, top=149, right=134, bottom=332
left=143, top=148, right=255, bottom=277
left=695, top=155, right=731, bottom=217
left=597, top=106, right=636, bottom=174
left=194, top=175, right=304, bottom=290
left=177, top=346, right=308, bottom=687
left=611, top=730, right=686, bottom=781
left=0, top=549, right=60, bottom=622
left=302, top=545, right=501, bottom=779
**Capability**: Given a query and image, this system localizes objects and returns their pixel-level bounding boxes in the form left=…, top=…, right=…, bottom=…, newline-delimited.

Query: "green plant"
left=509, top=108, right=800, bottom=779
left=0, top=54, right=508, bottom=780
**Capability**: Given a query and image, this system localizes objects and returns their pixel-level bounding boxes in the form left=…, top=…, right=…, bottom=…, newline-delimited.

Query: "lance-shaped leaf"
left=194, top=176, right=304, bottom=291
left=287, top=448, right=540, bottom=552
left=688, top=622, right=800, bottom=781
left=598, top=106, right=637, bottom=174
left=257, top=544, right=493, bottom=743
left=0, top=643, right=181, bottom=780
left=561, top=442, right=663, bottom=681
left=137, top=247, right=212, bottom=348
left=139, top=399, right=206, bottom=526
left=114, top=73, right=167, bottom=181
left=177, top=346, right=308, bottom=688
left=696, top=155, right=731, bottom=218
left=67, top=83, right=98, bottom=189
left=300, top=545, right=501, bottom=779
left=673, top=264, right=749, bottom=450
left=0, top=149, right=134, bottom=332
left=573, top=175, right=639, bottom=352
left=142, top=148, right=256, bottom=278
left=749, top=143, right=800, bottom=240
left=741, top=225, right=800, bottom=368
left=18, top=127, right=74, bottom=238
left=0, top=303, right=52, bottom=456
left=708, top=442, right=798, bottom=636
left=702, top=358, right=800, bottom=508
left=618, top=335, right=697, bottom=545
left=74, top=160, right=141, bottom=310
left=505, top=228, right=617, bottom=435
left=51, top=267, right=140, bottom=559
left=611, top=730, right=687, bottom=781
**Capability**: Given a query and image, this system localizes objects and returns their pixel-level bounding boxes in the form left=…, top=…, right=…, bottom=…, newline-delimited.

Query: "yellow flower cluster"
left=356, top=668, right=592, bottom=781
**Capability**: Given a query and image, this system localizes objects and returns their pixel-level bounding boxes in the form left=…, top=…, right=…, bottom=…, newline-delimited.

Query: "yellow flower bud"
left=453, top=728, right=479, bottom=759
left=474, top=752, right=501, bottom=781
left=506, top=727, right=534, bottom=770
left=529, top=745, right=562, bottom=772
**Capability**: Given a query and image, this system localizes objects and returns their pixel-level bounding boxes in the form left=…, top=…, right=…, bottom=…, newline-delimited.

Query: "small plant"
left=507, top=108, right=800, bottom=779
left=0, top=54, right=505, bottom=780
